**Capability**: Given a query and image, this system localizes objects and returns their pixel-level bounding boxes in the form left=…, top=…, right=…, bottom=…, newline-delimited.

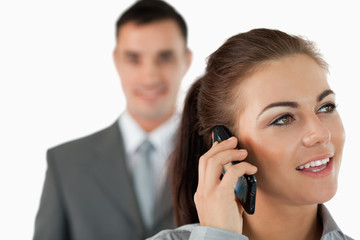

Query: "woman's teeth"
left=296, top=158, right=330, bottom=170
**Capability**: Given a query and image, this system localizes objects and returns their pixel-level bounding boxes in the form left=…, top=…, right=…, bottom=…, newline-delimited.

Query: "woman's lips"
left=295, top=157, right=333, bottom=177
left=296, top=158, right=330, bottom=171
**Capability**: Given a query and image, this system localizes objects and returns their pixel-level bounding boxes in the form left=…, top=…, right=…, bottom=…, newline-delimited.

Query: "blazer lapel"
left=90, top=121, right=144, bottom=235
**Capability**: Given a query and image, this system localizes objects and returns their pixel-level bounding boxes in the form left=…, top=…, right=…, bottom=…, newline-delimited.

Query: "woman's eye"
left=318, top=103, right=337, bottom=113
left=270, top=114, right=294, bottom=126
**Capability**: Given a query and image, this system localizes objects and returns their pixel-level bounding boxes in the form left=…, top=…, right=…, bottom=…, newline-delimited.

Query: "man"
left=33, top=1, right=192, bottom=239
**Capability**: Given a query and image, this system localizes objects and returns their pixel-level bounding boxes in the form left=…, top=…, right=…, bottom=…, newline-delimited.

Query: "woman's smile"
left=296, top=156, right=334, bottom=178
left=296, top=158, right=330, bottom=170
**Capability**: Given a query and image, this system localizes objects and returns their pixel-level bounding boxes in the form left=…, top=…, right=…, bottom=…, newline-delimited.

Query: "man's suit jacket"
left=33, top=121, right=174, bottom=240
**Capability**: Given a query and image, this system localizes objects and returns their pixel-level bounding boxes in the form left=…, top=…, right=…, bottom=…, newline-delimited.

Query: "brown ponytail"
left=169, top=78, right=206, bottom=225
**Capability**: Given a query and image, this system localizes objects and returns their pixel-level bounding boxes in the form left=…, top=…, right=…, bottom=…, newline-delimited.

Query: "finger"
left=198, top=137, right=245, bottom=190
left=201, top=136, right=238, bottom=162
left=205, top=149, right=248, bottom=188
left=198, top=136, right=238, bottom=183
left=198, top=141, right=219, bottom=186
left=220, top=162, right=258, bottom=193
left=213, top=149, right=248, bottom=169
left=198, top=138, right=235, bottom=186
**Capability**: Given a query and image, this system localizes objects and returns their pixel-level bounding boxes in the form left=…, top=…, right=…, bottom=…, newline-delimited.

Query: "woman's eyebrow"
left=318, top=89, right=335, bottom=102
left=257, top=101, right=298, bottom=119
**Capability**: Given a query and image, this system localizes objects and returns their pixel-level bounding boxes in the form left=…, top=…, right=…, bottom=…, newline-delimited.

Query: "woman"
left=149, top=28, right=352, bottom=239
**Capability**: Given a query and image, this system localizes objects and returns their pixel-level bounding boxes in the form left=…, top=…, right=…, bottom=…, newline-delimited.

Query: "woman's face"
left=237, top=54, right=345, bottom=205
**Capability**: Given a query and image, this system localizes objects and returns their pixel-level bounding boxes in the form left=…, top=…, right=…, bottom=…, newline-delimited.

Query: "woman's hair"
left=170, top=28, right=328, bottom=225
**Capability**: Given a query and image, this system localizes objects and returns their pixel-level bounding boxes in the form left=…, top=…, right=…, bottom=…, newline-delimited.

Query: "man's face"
left=113, top=19, right=191, bottom=123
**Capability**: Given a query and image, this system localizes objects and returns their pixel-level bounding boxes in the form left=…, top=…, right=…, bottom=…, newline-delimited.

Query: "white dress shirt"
left=118, top=111, right=179, bottom=199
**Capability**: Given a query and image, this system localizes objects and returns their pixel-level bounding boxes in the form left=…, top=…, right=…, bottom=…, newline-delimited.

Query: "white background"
left=0, top=0, right=359, bottom=239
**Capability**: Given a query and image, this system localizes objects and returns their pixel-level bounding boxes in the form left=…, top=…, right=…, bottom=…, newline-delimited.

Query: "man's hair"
left=115, top=0, right=188, bottom=44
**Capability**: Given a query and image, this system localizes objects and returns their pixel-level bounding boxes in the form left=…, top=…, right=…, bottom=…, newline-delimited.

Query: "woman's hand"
left=194, top=136, right=257, bottom=234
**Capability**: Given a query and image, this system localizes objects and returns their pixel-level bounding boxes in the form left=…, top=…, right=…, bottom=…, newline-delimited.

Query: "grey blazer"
left=33, top=121, right=174, bottom=240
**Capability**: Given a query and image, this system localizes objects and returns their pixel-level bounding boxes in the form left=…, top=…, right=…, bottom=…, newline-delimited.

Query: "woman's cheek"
left=331, top=117, right=345, bottom=173
left=243, top=132, right=297, bottom=181
left=242, top=136, right=276, bottom=176
left=333, top=116, right=345, bottom=151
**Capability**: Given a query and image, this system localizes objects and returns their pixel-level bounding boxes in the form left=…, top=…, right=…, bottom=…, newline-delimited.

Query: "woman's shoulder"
left=148, top=224, right=249, bottom=240
left=147, top=224, right=198, bottom=240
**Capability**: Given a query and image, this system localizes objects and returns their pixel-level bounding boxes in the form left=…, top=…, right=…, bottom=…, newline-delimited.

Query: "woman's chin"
left=306, top=184, right=338, bottom=204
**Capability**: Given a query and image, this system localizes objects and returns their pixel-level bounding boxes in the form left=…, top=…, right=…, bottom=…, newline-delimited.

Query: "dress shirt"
left=118, top=111, right=179, bottom=198
left=148, top=204, right=353, bottom=240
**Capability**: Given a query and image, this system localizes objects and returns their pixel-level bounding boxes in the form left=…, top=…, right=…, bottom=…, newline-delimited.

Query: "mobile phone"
left=212, top=125, right=257, bottom=215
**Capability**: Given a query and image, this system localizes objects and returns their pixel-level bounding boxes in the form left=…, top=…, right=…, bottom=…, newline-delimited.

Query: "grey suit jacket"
left=33, top=121, right=174, bottom=240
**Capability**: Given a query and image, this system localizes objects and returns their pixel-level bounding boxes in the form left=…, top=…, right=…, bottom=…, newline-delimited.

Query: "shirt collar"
left=148, top=113, right=179, bottom=153
left=118, top=111, right=146, bottom=155
left=319, top=204, right=346, bottom=238
left=118, top=110, right=179, bottom=155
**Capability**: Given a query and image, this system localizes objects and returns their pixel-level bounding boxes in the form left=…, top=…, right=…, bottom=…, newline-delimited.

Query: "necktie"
left=133, top=139, right=155, bottom=230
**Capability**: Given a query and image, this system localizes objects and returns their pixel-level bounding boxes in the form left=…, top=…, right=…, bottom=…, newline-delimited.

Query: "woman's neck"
left=243, top=191, right=322, bottom=240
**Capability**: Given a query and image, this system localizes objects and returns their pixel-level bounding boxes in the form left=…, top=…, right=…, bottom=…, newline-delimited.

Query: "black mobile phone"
left=212, top=125, right=257, bottom=215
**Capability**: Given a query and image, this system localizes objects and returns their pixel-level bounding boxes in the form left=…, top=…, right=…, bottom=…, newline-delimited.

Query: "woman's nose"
left=302, top=116, right=331, bottom=147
